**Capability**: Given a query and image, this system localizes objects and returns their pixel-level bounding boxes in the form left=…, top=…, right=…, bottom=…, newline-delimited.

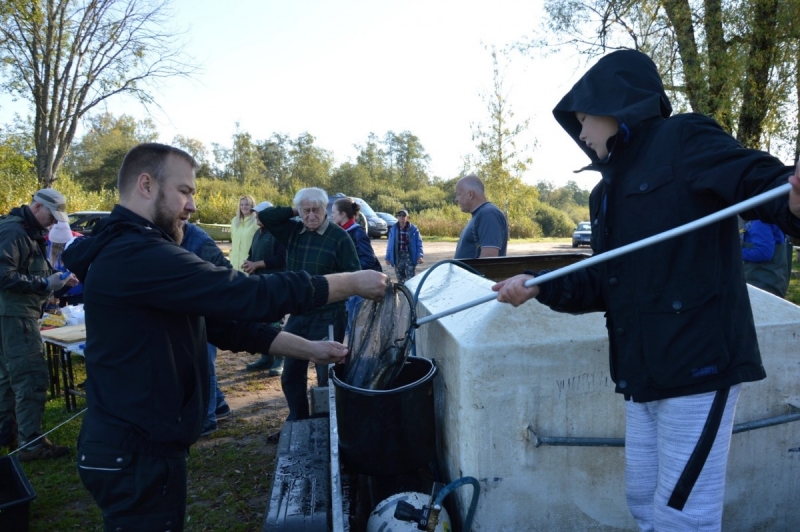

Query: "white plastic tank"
left=407, top=265, right=800, bottom=531
left=366, top=491, right=452, bottom=532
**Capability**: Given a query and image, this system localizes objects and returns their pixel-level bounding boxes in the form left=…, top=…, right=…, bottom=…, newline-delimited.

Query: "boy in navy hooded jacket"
left=494, top=49, right=800, bottom=530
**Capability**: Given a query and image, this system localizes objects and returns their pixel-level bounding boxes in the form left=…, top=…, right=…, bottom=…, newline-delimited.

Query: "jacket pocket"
left=78, top=442, right=133, bottom=472
left=621, top=166, right=678, bottom=240
left=638, top=288, right=731, bottom=389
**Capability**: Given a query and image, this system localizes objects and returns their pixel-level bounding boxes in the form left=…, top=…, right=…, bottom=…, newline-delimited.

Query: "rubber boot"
left=246, top=354, right=274, bottom=372
left=268, top=356, right=284, bottom=377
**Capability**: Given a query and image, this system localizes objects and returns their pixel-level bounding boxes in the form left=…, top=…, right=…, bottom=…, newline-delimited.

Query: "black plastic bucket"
left=331, top=356, right=438, bottom=476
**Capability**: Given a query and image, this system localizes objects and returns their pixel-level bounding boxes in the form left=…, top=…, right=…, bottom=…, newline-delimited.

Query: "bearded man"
left=62, top=143, right=387, bottom=531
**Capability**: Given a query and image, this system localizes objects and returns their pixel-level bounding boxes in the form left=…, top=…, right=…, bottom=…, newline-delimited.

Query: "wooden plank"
left=40, top=324, right=86, bottom=344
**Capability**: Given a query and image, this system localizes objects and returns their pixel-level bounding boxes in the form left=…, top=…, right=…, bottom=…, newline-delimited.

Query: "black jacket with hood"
left=62, top=205, right=330, bottom=454
left=541, top=49, right=800, bottom=402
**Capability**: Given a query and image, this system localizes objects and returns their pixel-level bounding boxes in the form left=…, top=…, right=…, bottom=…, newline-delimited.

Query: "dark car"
left=68, top=211, right=110, bottom=236
left=376, top=212, right=398, bottom=233
left=327, top=193, right=388, bottom=239
left=572, top=221, right=592, bottom=248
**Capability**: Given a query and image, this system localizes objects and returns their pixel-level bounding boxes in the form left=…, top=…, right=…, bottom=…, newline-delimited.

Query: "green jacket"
left=0, top=207, right=53, bottom=318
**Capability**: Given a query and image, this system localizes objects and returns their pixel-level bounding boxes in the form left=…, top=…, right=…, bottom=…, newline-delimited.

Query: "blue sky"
left=3, top=0, right=598, bottom=189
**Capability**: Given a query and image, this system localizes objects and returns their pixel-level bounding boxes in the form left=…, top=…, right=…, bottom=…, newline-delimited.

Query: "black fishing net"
left=342, top=282, right=415, bottom=390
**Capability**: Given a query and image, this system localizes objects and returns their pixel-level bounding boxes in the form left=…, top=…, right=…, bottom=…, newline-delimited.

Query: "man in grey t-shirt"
left=454, top=174, right=509, bottom=259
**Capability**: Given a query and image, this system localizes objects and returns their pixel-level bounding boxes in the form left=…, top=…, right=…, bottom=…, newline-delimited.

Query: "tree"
left=287, top=133, right=332, bottom=193
left=0, top=0, right=196, bottom=187
left=383, top=131, right=431, bottom=190
left=0, top=136, right=37, bottom=211
left=256, top=133, right=291, bottom=191
left=66, top=113, right=157, bottom=190
left=210, top=124, right=266, bottom=183
left=469, top=47, right=537, bottom=220
left=530, top=0, right=800, bottom=151
left=172, top=135, right=212, bottom=178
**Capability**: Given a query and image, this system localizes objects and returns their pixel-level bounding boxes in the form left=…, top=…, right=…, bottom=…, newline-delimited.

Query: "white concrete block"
left=408, top=265, right=800, bottom=531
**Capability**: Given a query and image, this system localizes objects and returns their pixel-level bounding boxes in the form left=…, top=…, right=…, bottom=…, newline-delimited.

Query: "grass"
left=4, top=355, right=283, bottom=532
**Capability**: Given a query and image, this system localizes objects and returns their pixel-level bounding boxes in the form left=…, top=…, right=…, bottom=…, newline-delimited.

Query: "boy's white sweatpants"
left=625, top=384, right=740, bottom=531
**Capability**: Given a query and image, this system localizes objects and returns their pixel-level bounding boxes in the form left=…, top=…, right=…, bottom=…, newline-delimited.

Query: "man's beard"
left=153, top=191, right=184, bottom=243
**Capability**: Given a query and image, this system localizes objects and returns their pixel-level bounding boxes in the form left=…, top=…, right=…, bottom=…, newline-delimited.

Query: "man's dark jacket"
left=543, top=49, right=800, bottom=402
left=62, top=206, right=329, bottom=454
left=0, top=206, right=53, bottom=317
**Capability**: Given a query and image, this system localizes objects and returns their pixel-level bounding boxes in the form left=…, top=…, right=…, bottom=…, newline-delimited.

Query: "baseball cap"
left=254, top=201, right=273, bottom=212
left=33, top=188, right=69, bottom=223
left=396, top=209, right=408, bottom=216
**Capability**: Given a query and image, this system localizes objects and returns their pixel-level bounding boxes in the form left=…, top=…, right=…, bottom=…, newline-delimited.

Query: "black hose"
left=409, top=259, right=484, bottom=357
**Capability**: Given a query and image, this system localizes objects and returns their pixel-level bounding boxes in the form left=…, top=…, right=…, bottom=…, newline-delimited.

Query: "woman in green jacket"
left=229, top=195, right=258, bottom=272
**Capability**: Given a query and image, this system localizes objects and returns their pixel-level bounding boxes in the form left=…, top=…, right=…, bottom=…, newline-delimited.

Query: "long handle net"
left=342, top=282, right=415, bottom=390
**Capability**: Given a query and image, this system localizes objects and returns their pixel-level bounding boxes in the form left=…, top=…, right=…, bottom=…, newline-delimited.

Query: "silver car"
left=572, top=221, right=592, bottom=248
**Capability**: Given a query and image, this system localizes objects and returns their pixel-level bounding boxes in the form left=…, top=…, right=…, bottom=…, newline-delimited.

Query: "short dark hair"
left=117, top=143, right=198, bottom=198
left=333, top=197, right=360, bottom=220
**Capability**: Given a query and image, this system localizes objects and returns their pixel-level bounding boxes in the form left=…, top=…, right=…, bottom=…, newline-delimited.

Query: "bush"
left=194, top=178, right=287, bottom=224
left=534, top=203, right=576, bottom=237
left=415, top=205, right=469, bottom=238
left=509, top=216, right=542, bottom=239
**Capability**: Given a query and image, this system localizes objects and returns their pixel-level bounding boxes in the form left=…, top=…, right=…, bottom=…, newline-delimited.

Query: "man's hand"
left=241, top=260, right=261, bottom=274
left=306, top=341, right=349, bottom=365
left=64, top=273, right=79, bottom=288
left=418, top=257, right=424, bottom=264
left=269, top=332, right=349, bottom=364
left=492, top=274, right=539, bottom=307
left=325, top=270, right=388, bottom=304
left=789, top=164, right=800, bottom=219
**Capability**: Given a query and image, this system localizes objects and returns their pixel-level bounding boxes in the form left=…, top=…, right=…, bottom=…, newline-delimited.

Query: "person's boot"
left=246, top=354, right=274, bottom=372
left=17, top=437, right=69, bottom=462
left=268, top=356, right=284, bottom=377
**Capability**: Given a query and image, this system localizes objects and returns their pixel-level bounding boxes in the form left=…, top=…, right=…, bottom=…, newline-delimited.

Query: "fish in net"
left=342, top=282, right=415, bottom=390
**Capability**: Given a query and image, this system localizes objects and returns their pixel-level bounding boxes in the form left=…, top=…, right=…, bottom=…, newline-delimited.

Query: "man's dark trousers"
left=281, top=307, right=346, bottom=420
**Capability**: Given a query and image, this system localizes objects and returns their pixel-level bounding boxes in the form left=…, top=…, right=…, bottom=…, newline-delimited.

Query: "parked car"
left=376, top=212, right=398, bottom=232
left=327, top=193, right=388, bottom=239
left=572, top=221, right=592, bottom=248
left=68, top=211, right=110, bottom=236
left=194, top=222, right=232, bottom=242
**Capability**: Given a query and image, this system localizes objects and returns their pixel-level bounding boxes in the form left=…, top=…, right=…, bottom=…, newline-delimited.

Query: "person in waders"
left=493, top=49, right=800, bottom=531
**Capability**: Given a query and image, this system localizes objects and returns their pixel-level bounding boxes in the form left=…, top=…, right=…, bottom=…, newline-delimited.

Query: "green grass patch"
left=5, top=355, right=281, bottom=531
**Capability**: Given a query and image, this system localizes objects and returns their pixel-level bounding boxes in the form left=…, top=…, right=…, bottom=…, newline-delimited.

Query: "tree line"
left=0, top=111, right=591, bottom=238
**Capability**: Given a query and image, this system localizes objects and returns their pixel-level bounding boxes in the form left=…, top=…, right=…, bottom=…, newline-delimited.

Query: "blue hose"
left=432, top=476, right=480, bottom=531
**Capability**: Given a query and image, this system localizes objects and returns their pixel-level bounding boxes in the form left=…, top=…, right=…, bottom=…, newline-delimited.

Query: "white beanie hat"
left=254, top=201, right=273, bottom=212
left=49, top=222, right=74, bottom=244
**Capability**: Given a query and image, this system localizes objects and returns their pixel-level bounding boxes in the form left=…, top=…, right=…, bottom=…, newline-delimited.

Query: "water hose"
left=426, top=476, right=481, bottom=532
left=416, top=182, right=794, bottom=326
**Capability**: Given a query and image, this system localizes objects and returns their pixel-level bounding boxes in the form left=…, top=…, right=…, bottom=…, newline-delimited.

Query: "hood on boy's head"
left=553, top=49, right=673, bottom=160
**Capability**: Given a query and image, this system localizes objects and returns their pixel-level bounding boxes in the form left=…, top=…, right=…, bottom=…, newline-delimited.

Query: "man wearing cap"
left=0, top=188, right=78, bottom=460
left=385, top=209, right=424, bottom=284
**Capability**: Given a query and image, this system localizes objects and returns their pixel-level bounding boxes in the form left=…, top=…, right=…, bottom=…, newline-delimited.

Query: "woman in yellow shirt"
left=229, top=195, right=258, bottom=271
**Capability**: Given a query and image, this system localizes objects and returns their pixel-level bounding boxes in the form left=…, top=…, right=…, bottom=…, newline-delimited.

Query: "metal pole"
left=417, top=182, right=793, bottom=326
